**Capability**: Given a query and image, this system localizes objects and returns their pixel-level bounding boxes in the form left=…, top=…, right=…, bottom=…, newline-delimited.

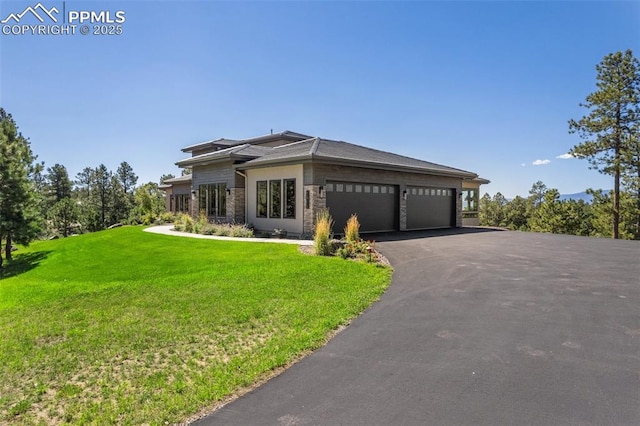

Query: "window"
left=257, top=181, right=267, bottom=217
left=284, top=179, right=296, bottom=219
left=462, top=188, right=478, bottom=211
left=199, top=183, right=226, bottom=217
left=258, top=178, right=296, bottom=219
left=269, top=180, right=282, bottom=218
left=170, top=194, right=190, bottom=213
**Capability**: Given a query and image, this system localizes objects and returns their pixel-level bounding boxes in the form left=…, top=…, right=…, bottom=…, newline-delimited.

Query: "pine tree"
left=569, top=50, right=640, bottom=239
left=0, top=109, right=42, bottom=267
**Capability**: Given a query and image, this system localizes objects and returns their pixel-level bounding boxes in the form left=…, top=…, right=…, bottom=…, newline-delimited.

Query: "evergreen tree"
left=50, top=198, right=80, bottom=237
left=44, top=163, right=73, bottom=205
left=93, top=164, right=113, bottom=229
left=569, top=50, right=640, bottom=239
left=0, top=109, right=42, bottom=266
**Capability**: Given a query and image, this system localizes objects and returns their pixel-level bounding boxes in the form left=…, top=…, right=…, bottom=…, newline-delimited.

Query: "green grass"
left=0, top=227, right=391, bottom=425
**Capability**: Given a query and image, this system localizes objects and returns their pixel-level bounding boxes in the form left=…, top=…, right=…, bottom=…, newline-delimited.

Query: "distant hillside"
left=559, top=191, right=600, bottom=203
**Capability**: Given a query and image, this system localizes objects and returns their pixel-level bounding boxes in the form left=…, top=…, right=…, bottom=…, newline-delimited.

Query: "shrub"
left=344, top=214, right=360, bottom=243
left=183, top=215, right=194, bottom=233
left=172, top=214, right=254, bottom=238
left=201, top=223, right=216, bottom=235
left=314, top=209, right=334, bottom=256
left=193, top=210, right=209, bottom=233
left=230, top=225, right=254, bottom=238
left=141, top=213, right=155, bottom=226
left=173, top=213, right=190, bottom=231
left=335, top=239, right=378, bottom=263
left=157, top=212, right=175, bottom=224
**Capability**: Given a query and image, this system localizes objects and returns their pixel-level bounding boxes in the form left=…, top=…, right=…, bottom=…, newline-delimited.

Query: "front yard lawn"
left=0, top=227, right=391, bottom=424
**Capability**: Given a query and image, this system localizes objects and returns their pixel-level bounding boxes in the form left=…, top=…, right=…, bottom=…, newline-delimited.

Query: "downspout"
left=235, top=170, right=248, bottom=224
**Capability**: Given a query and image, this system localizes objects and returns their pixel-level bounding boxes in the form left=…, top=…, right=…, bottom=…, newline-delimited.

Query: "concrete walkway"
left=143, top=225, right=313, bottom=245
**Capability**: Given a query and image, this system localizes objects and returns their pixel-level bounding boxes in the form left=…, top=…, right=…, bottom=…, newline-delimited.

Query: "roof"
left=239, top=138, right=478, bottom=178
left=180, top=130, right=313, bottom=153
left=159, top=174, right=192, bottom=189
left=162, top=174, right=192, bottom=184
left=181, top=138, right=240, bottom=153
left=176, top=144, right=272, bottom=167
left=471, top=177, right=491, bottom=185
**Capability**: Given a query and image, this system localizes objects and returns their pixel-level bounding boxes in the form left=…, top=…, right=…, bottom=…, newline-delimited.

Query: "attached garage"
left=406, top=186, right=455, bottom=230
left=326, top=181, right=399, bottom=233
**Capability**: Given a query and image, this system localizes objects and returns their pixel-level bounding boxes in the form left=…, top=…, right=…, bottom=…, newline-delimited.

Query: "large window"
left=269, top=180, right=282, bottom=218
left=257, top=181, right=268, bottom=218
left=462, top=188, right=478, bottom=212
left=170, top=194, right=190, bottom=213
left=256, top=179, right=296, bottom=219
left=199, top=183, right=226, bottom=217
left=284, top=179, right=296, bottom=219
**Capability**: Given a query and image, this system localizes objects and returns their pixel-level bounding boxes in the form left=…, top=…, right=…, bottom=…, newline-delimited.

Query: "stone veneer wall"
left=399, top=192, right=407, bottom=230
left=303, top=184, right=326, bottom=236
left=228, top=188, right=245, bottom=223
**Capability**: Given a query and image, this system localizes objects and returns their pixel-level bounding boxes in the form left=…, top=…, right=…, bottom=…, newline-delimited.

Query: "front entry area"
left=406, top=186, right=455, bottom=230
left=325, top=181, right=399, bottom=234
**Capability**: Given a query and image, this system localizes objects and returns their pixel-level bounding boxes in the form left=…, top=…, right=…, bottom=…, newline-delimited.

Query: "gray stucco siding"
left=192, top=162, right=235, bottom=189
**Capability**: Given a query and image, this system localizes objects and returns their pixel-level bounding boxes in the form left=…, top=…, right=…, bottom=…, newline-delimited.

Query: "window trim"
left=256, top=178, right=297, bottom=219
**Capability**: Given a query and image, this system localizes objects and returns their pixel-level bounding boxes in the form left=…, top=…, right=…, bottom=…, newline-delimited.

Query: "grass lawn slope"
left=0, top=227, right=391, bottom=425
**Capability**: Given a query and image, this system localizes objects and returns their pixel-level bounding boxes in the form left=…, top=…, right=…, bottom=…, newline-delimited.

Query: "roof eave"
left=238, top=155, right=477, bottom=178
left=176, top=156, right=234, bottom=167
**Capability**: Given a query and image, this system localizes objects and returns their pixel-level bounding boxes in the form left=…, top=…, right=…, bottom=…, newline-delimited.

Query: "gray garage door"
left=326, top=181, right=399, bottom=234
left=406, top=187, right=455, bottom=229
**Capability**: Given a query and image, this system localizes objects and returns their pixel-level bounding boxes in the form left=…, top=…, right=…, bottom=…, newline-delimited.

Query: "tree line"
left=479, top=181, right=639, bottom=239
left=482, top=49, right=639, bottom=240
left=0, top=108, right=174, bottom=268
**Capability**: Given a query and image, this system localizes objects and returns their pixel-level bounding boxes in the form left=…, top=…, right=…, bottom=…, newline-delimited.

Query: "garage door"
left=406, top=187, right=455, bottom=229
left=326, top=181, right=399, bottom=233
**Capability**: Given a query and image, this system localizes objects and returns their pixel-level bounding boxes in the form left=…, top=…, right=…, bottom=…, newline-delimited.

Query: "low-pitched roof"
left=239, top=138, right=478, bottom=179
left=159, top=174, right=192, bottom=189
left=176, top=144, right=272, bottom=167
left=180, top=130, right=313, bottom=153
left=181, top=138, right=240, bottom=153
left=162, top=174, right=192, bottom=184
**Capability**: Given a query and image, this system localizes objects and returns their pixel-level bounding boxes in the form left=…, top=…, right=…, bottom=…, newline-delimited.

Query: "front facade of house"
left=163, top=131, right=489, bottom=236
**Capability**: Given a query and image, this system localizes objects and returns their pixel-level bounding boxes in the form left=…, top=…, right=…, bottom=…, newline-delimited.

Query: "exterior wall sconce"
left=402, top=190, right=407, bottom=201
left=318, top=186, right=324, bottom=198
left=305, top=190, right=310, bottom=209
left=226, top=188, right=231, bottom=195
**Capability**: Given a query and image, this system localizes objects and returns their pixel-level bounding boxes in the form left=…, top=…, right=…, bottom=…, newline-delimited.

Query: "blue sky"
left=1, top=1, right=638, bottom=198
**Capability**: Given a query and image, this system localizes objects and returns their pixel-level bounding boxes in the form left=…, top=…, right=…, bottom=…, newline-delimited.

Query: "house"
left=162, top=131, right=489, bottom=236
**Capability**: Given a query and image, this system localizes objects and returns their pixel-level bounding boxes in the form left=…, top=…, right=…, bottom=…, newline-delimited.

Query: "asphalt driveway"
left=193, top=230, right=640, bottom=425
